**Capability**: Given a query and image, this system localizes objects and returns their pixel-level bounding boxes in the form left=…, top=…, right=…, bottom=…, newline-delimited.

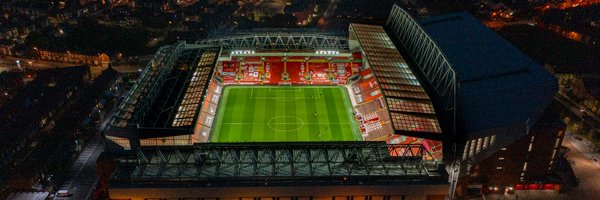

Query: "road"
left=317, top=0, right=341, bottom=27
left=0, top=56, right=81, bottom=70
left=482, top=19, right=536, bottom=29
left=54, top=90, right=124, bottom=200
left=111, top=64, right=144, bottom=74
left=562, top=136, right=600, bottom=199
left=556, top=93, right=600, bottom=128
left=55, top=135, right=104, bottom=200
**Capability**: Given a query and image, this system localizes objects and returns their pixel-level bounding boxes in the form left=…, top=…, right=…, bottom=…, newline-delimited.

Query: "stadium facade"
left=103, top=4, right=559, bottom=200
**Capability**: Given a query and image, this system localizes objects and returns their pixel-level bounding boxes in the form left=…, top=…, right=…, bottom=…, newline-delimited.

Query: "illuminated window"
left=469, top=139, right=476, bottom=157
left=476, top=138, right=483, bottom=153
left=386, top=98, right=435, bottom=114
left=390, top=112, right=441, bottom=133
left=483, top=136, right=490, bottom=149
left=463, top=141, right=470, bottom=160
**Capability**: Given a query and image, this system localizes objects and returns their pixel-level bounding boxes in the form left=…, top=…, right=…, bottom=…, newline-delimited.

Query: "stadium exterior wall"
left=384, top=4, right=557, bottom=165
left=384, top=5, right=559, bottom=199
left=109, top=184, right=448, bottom=200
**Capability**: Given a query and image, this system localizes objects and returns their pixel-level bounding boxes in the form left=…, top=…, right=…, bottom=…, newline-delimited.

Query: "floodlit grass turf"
left=211, top=86, right=362, bottom=142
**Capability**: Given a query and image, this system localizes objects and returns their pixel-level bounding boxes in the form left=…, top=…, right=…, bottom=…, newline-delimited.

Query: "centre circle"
left=267, top=116, right=304, bottom=132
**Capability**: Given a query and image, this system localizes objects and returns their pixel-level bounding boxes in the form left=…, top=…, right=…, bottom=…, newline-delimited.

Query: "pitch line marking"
left=268, top=88, right=302, bottom=92
left=223, top=122, right=350, bottom=125
left=267, top=116, right=305, bottom=132
left=250, top=97, right=321, bottom=101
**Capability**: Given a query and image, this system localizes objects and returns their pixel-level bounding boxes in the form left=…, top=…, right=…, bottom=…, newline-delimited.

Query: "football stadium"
left=104, top=4, right=557, bottom=200
left=105, top=23, right=447, bottom=199
left=106, top=23, right=444, bottom=152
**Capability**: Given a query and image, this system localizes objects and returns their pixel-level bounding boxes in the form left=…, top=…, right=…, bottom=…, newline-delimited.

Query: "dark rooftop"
left=417, top=13, right=557, bottom=133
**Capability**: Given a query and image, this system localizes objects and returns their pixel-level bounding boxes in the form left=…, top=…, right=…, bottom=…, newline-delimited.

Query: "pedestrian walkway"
left=564, top=132, right=600, bottom=168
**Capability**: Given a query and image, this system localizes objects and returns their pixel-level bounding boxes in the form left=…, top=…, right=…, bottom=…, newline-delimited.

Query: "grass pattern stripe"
left=210, top=86, right=361, bottom=142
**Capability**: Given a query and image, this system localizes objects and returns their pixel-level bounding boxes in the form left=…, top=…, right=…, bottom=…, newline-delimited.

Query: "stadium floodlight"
left=316, top=50, right=339, bottom=55
left=231, top=50, right=256, bottom=55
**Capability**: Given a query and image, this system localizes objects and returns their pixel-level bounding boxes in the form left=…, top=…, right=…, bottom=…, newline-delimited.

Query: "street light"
left=32, top=47, right=39, bottom=59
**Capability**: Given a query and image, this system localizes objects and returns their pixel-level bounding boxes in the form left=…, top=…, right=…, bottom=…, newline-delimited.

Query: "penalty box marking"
left=250, top=88, right=323, bottom=101
left=224, top=115, right=349, bottom=132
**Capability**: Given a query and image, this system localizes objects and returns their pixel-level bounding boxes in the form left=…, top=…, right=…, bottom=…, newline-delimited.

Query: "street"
left=53, top=89, right=123, bottom=200
left=0, top=56, right=81, bottom=70
left=55, top=135, right=104, bottom=200
left=555, top=93, right=600, bottom=129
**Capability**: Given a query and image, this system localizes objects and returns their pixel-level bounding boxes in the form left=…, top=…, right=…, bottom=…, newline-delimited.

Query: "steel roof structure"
left=196, top=34, right=349, bottom=50
left=107, top=43, right=222, bottom=149
left=111, top=142, right=442, bottom=187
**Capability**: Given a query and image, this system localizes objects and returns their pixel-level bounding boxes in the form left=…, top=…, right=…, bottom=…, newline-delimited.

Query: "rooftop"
left=417, top=12, right=557, bottom=133
left=111, top=142, right=443, bottom=187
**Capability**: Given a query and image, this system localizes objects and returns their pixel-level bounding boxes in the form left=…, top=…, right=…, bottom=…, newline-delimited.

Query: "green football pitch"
left=210, top=86, right=362, bottom=142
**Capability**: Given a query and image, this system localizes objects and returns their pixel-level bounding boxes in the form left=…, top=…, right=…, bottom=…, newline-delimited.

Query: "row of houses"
left=0, top=66, right=121, bottom=197
left=8, top=67, right=120, bottom=193
left=0, top=66, right=91, bottom=194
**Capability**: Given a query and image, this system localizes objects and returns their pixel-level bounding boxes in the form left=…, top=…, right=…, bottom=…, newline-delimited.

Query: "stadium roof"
left=111, top=142, right=442, bottom=187
left=416, top=12, right=557, bottom=133
left=349, top=23, right=442, bottom=136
